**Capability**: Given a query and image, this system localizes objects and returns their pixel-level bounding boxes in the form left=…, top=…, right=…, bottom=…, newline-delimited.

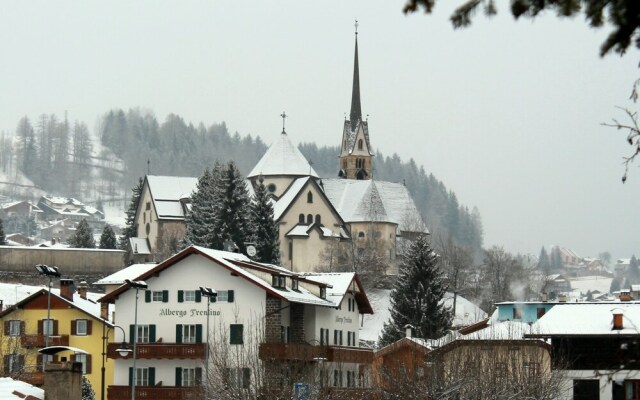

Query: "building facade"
left=100, top=245, right=374, bottom=399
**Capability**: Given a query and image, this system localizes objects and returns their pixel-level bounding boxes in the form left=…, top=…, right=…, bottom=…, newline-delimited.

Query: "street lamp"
left=199, top=287, right=217, bottom=400
left=124, top=279, right=147, bottom=400
left=35, top=265, right=61, bottom=351
left=101, top=324, right=131, bottom=400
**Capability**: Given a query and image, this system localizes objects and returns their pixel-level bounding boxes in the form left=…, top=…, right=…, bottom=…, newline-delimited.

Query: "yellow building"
left=0, top=279, right=114, bottom=398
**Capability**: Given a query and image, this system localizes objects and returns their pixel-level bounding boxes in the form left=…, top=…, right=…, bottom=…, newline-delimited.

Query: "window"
left=226, top=367, right=251, bottom=389
left=42, top=319, right=55, bottom=336
left=230, top=324, right=244, bottom=345
left=74, top=319, right=89, bottom=336
left=8, top=320, right=21, bottom=336
left=358, top=139, right=363, bottom=150
left=573, top=380, right=599, bottom=400
left=339, top=331, right=343, bottom=346
left=178, top=367, right=201, bottom=387
left=320, top=328, right=329, bottom=346
left=132, top=367, right=155, bottom=386
left=215, top=290, right=234, bottom=302
left=288, top=241, right=293, bottom=261
left=143, top=213, right=146, bottom=224
left=146, top=202, right=151, bottom=210
left=625, top=380, right=640, bottom=400
left=185, top=290, right=197, bottom=302
left=272, top=275, right=286, bottom=288
left=281, top=326, right=290, bottom=344
left=358, top=231, right=365, bottom=238
left=306, top=214, right=313, bottom=224
left=4, top=354, right=24, bottom=373
left=291, top=279, right=299, bottom=291
left=307, top=191, right=313, bottom=203
left=334, top=330, right=343, bottom=346
left=320, top=287, right=326, bottom=299
left=152, top=291, right=164, bottom=302
left=347, top=371, right=356, bottom=387
left=267, top=183, right=276, bottom=193
left=179, top=324, right=199, bottom=344
left=315, top=214, right=321, bottom=224
left=537, top=307, right=546, bottom=318
left=145, top=223, right=150, bottom=235
left=513, top=307, right=522, bottom=319
left=298, top=214, right=305, bottom=223
left=73, top=354, right=91, bottom=374
left=131, top=324, right=155, bottom=343
left=333, top=370, right=343, bottom=387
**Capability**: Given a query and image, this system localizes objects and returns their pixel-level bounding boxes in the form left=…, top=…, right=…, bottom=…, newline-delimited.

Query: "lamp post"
left=199, top=287, right=217, bottom=400
left=101, top=324, right=130, bottom=400
left=35, top=264, right=61, bottom=350
left=125, top=279, right=147, bottom=400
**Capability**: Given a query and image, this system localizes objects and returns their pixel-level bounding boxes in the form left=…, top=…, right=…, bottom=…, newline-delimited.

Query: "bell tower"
left=339, top=21, right=373, bottom=180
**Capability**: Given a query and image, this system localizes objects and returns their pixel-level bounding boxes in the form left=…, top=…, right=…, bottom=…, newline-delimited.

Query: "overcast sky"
left=1, top=1, right=638, bottom=260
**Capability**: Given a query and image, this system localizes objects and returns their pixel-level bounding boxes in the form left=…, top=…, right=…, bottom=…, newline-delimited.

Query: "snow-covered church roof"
left=247, top=131, right=319, bottom=178
left=321, top=179, right=427, bottom=234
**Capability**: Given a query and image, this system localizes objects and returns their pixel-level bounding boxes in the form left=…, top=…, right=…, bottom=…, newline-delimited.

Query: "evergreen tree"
left=99, top=225, right=117, bottom=249
left=81, top=376, right=95, bottom=400
left=610, top=277, right=622, bottom=294
left=249, top=176, right=280, bottom=264
left=184, top=167, right=216, bottom=247
left=0, top=218, right=6, bottom=245
left=627, top=255, right=640, bottom=285
left=210, top=161, right=251, bottom=253
left=69, top=219, right=95, bottom=248
left=379, top=235, right=451, bottom=346
left=119, top=177, right=144, bottom=250
left=537, top=246, right=550, bottom=271
left=550, top=247, right=564, bottom=270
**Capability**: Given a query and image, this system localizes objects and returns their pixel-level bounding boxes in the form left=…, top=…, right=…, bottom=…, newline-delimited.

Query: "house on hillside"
left=1, top=200, right=42, bottom=223
left=99, top=245, right=374, bottom=399
left=0, top=280, right=114, bottom=393
left=526, top=301, right=640, bottom=399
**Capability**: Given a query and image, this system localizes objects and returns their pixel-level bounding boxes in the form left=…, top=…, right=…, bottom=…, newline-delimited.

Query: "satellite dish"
left=246, top=245, right=257, bottom=257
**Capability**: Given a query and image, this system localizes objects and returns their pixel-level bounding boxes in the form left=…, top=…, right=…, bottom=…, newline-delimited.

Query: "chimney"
left=77, top=281, right=88, bottom=300
left=100, top=302, right=109, bottom=321
left=612, top=309, right=624, bottom=330
left=557, top=294, right=567, bottom=303
left=44, top=361, right=82, bottom=400
left=59, top=279, right=75, bottom=302
left=52, top=238, right=56, bottom=245
left=620, top=290, right=631, bottom=302
left=404, top=324, right=414, bottom=338
left=541, top=292, right=548, bottom=302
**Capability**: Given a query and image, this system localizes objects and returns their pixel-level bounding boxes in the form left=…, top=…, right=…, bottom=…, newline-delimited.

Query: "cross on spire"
left=354, top=19, right=359, bottom=35
left=280, top=111, right=287, bottom=133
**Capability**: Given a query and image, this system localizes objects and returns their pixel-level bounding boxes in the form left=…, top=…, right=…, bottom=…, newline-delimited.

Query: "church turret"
left=339, top=22, right=373, bottom=181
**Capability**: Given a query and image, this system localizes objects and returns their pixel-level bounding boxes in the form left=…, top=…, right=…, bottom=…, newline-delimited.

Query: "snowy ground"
left=568, top=275, right=612, bottom=295
left=359, top=288, right=486, bottom=342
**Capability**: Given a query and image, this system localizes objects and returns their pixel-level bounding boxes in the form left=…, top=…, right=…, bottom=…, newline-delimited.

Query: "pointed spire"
left=350, top=20, right=362, bottom=127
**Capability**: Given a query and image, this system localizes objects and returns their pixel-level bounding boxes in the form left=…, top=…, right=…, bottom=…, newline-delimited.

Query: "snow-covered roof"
left=129, top=238, right=151, bottom=255
left=247, top=132, right=319, bottom=178
left=529, top=302, right=640, bottom=336
left=303, top=272, right=356, bottom=307
left=146, top=175, right=198, bottom=220
left=0, top=377, right=43, bottom=399
left=273, top=177, right=310, bottom=220
left=460, top=320, right=532, bottom=340
left=94, top=263, right=158, bottom=285
left=322, top=179, right=426, bottom=234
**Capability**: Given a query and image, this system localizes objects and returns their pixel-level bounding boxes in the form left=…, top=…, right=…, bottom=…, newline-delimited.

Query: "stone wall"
left=265, top=295, right=281, bottom=343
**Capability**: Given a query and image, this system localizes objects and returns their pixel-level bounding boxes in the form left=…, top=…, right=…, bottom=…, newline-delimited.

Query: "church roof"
left=248, top=132, right=319, bottom=178
left=322, top=179, right=427, bottom=234
left=145, top=175, right=198, bottom=220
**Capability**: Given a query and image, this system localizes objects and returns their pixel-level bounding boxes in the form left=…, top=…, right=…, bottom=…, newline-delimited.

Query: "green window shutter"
left=175, top=325, right=182, bottom=344
left=175, top=367, right=182, bottom=387
left=129, top=367, right=133, bottom=386
left=149, top=367, right=155, bottom=386
left=227, top=290, right=234, bottom=303
left=162, top=290, right=169, bottom=303
left=145, top=291, right=151, bottom=303
left=195, top=367, right=202, bottom=385
left=230, top=324, right=243, bottom=345
left=130, top=325, right=135, bottom=344
left=196, top=324, right=202, bottom=343
left=195, top=291, right=202, bottom=303
left=243, top=368, right=251, bottom=389
left=149, top=325, right=156, bottom=342
left=178, top=290, right=184, bottom=303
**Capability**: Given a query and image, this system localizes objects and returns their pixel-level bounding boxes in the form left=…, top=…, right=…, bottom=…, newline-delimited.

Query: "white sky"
left=1, top=1, right=638, bottom=260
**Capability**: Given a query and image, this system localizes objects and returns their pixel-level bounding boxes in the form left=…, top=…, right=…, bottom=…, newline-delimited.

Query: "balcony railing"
left=108, top=385, right=201, bottom=400
left=107, top=342, right=206, bottom=360
left=259, top=343, right=374, bottom=364
left=21, top=335, right=69, bottom=348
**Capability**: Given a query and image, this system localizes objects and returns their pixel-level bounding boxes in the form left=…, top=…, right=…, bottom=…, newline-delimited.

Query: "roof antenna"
left=147, top=159, right=150, bottom=175
left=280, top=111, right=287, bottom=134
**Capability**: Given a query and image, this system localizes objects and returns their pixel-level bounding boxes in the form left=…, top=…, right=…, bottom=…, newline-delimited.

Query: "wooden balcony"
left=107, top=342, right=206, bottom=360
left=21, top=335, right=69, bottom=348
left=259, top=343, right=374, bottom=364
left=108, top=385, right=201, bottom=400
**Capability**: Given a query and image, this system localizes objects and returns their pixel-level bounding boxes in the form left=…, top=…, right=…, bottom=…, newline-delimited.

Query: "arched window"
left=358, top=139, right=363, bottom=150
left=358, top=231, right=365, bottom=238
left=307, top=214, right=313, bottom=224
left=315, top=214, right=321, bottom=224
left=307, top=191, right=313, bottom=203
left=299, top=214, right=305, bottom=224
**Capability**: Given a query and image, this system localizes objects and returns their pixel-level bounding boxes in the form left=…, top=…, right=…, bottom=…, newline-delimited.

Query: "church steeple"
left=350, top=25, right=362, bottom=127
left=339, top=21, right=373, bottom=181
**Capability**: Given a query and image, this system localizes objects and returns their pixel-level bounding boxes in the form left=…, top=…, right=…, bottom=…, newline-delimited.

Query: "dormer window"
left=291, top=279, right=299, bottom=291
left=272, top=275, right=286, bottom=289
left=320, top=287, right=326, bottom=299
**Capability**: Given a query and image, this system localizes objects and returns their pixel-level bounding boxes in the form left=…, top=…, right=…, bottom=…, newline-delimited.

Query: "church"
left=130, top=32, right=427, bottom=273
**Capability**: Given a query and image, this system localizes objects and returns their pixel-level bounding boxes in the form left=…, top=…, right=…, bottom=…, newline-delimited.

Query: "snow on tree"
left=248, top=176, right=280, bottom=264
left=379, top=235, right=451, bottom=346
left=99, top=224, right=117, bottom=249
left=82, top=375, right=95, bottom=400
left=184, top=167, right=216, bottom=247
left=118, top=177, right=143, bottom=250
left=68, top=219, right=95, bottom=249
left=0, top=218, right=5, bottom=245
